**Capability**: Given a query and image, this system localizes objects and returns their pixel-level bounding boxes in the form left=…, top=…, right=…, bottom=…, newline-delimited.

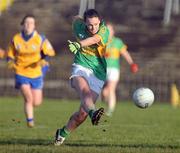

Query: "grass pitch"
left=0, top=97, right=180, bottom=153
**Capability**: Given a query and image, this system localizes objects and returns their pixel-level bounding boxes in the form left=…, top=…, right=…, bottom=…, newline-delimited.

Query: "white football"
left=133, top=87, right=154, bottom=109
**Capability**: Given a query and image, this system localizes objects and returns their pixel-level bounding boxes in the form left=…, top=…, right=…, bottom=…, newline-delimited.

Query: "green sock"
left=88, top=109, right=95, bottom=119
left=60, top=126, right=70, bottom=138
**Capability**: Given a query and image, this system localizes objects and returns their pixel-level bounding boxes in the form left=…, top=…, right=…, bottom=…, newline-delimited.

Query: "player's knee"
left=33, top=100, right=42, bottom=107
left=33, top=98, right=43, bottom=107
left=24, top=96, right=33, bottom=104
left=102, top=87, right=107, bottom=97
left=82, top=90, right=92, bottom=100
left=103, top=87, right=110, bottom=98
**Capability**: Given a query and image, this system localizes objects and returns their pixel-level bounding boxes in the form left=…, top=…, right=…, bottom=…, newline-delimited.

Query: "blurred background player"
left=54, top=9, right=109, bottom=145
left=6, top=14, right=55, bottom=127
left=102, top=23, right=138, bottom=116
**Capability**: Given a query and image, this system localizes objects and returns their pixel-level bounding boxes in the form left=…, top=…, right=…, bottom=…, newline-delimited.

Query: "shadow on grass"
left=0, top=139, right=51, bottom=146
left=0, top=139, right=179, bottom=149
left=66, top=142, right=180, bottom=149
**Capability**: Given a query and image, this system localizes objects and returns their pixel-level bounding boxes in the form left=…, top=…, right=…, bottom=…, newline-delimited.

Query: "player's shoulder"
left=11, top=32, right=23, bottom=44
left=73, top=17, right=85, bottom=33
left=111, top=37, right=125, bottom=49
left=73, top=16, right=84, bottom=26
left=13, top=32, right=21, bottom=40
left=34, top=31, right=45, bottom=39
left=33, top=31, right=47, bottom=44
left=98, top=22, right=109, bottom=40
left=113, top=37, right=124, bottom=45
left=73, top=17, right=86, bottom=37
left=113, top=37, right=122, bottom=42
left=97, top=21, right=108, bottom=35
left=39, top=33, right=46, bottom=42
left=99, top=21, right=109, bottom=32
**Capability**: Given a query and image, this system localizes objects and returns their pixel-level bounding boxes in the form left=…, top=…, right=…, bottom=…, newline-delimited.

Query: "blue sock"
left=27, top=118, right=33, bottom=122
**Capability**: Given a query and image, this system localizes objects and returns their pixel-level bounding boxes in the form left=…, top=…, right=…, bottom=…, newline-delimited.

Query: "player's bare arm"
left=79, top=35, right=101, bottom=47
left=121, top=50, right=134, bottom=65
left=121, top=50, right=138, bottom=73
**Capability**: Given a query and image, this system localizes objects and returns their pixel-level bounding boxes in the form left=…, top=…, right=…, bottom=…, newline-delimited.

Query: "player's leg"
left=15, top=74, right=34, bottom=127
left=32, top=89, right=43, bottom=107
left=103, top=68, right=120, bottom=116
left=101, top=82, right=109, bottom=102
left=54, top=65, right=105, bottom=145
left=72, top=76, right=104, bottom=125
left=66, top=106, right=88, bottom=131
left=70, top=64, right=104, bottom=120
left=105, top=81, right=118, bottom=116
left=31, top=76, right=43, bottom=107
left=73, top=76, right=97, bottom=112
left=54, top=105, right=90, bottom=146
left=55, top=105, right=89, bottom=144
left=54, top=76, right=103, bottom=145
left=20, top=84, right=34, bottom=127
left=61, top=76, right=99, bottom=128
left=66, top=76, right=100, bottom=129
left=55, top=76, right=93, bottom=145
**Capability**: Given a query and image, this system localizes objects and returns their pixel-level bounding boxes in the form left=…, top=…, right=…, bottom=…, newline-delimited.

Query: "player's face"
left=86, top=17, right=101, bottom=35
left=23, top=17, right=35, bottom=35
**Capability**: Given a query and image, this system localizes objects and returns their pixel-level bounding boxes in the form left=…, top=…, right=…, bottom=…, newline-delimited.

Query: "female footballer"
left=7, top=14, right=55, bottom=127
left=102, top=23, right=138, bottom=116
left=54, top=9, right=109, bottom=145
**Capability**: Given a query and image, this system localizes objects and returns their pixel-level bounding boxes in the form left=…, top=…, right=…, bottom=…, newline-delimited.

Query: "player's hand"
left=37, top=59, right=49, bottom=67
left=7, top=60, right=15, bottom=69
left=0, top=48, right=5, bottom=59
left=130, top=63, right=138, bottom=73
left=68, top=40, right=81, bottom=54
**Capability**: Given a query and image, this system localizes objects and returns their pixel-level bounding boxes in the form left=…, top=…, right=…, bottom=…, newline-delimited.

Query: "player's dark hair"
left=21, top=14, right=35, bottom=25
left=83, top=9, right=101, bottom=22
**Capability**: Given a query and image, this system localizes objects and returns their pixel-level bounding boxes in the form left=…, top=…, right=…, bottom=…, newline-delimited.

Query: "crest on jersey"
left=99, top=27, right=106, bottom=34
left=78, top=33, right=85, bottom=39
left=32, top=45, right=37, bottom=51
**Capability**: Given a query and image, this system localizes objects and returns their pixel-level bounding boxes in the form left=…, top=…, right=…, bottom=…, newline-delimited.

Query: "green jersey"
left=72, top=18, right=109, bottom=81
left=105, top=37, right=127, bottom=69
